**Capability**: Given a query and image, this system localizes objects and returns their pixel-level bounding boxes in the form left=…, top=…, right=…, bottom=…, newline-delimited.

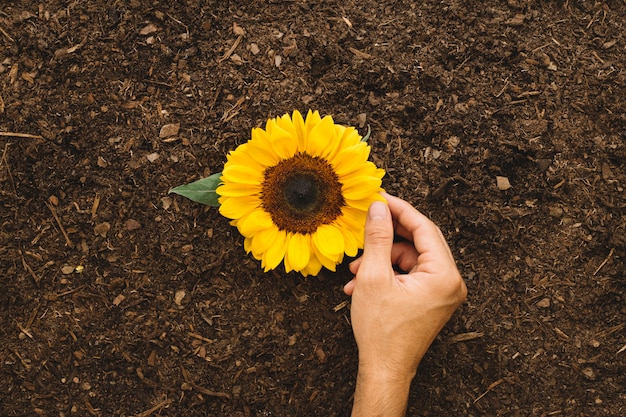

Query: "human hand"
left=345, top=193, right=466, bottom=416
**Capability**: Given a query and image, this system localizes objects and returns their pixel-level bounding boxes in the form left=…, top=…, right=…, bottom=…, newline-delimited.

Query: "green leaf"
left=361, top=124, right=371, bottom=142
left=169, top=172, right=222, bottom=207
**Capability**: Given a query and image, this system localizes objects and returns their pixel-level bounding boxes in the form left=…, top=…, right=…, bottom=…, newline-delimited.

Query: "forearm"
left=351, top=365, right=415, bottom=417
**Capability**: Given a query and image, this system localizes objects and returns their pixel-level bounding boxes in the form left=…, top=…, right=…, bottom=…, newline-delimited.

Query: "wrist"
left=351, top=362, right=415, bottom=417
left=357, top=359, right=417, bottom=385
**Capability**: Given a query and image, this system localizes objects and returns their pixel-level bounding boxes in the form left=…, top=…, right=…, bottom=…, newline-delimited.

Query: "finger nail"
left=368, top=201, right=387, bottom=220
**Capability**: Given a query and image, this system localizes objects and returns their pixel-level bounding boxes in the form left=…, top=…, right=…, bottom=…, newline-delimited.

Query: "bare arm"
left=345, top=194, right=467, bottom=416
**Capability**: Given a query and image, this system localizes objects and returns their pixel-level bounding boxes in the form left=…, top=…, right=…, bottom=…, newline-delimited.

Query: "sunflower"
left=216, top=110, right=385, bottom=276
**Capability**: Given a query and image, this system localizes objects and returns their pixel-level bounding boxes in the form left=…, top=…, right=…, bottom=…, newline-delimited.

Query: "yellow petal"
left=331, top=143, right=371, bottom=176
left=219, top=195, right=260, bottom=219
left=339, top=208, right=368, bottom=247
left=312, top=242, right=342, bottom=272
left=339, top=207, right=367, bottom=231
left=291, top=110, right=307, bottom=151
left=304, top=109, right=322, bottom=132
left=237, top=209, right=274, bottom=237
left=248, top=226, right=278, bottom=258
left=226, top=143, right=266, bottom=172
left=342, top=176, right=383, bottom=200
left=262, top=229, right=287, bottom=271
left=306, top=115, right=338, bottom=159
left=313, top=224, right=345, bottom=258
left=300, top=255, right=323, bottom=276
left=244, top=236, right=253, bottom=253
left=335, top=222, right=359, bottom=257
left=269, top=124, right=298, bottom=159
left=344, top=191, right=386, bottom=212
left=246, top=136, right=280, bottom=167
left=222, top=164, right=264, bottom=185
left=276, top=113, right=298, bottom=142
left=216, top=182, right=260, bottom=197
left=336, top=125, right=361, bottom=148
left=343, top=198, right=371, bottom=212
left=285, top=233, right=311, bottom=273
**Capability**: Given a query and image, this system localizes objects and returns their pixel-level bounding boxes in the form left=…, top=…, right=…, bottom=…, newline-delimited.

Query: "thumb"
left=359, top=201, right=394, bottom=274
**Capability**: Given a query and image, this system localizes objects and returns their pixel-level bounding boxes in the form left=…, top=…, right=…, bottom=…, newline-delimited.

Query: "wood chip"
left=536, top=297, right=550, bottom=308
left=233, top=22, right=245, bottom=36
left=231, top=54, right=243, bottom=65
left=496, top=176, right=512, bottom=190
left=161, top=197, right=172, bottom=210
left=125, top=219, right=141, bottom=230
left=506, top=14, right=526, bottom=26
left=159, top=123, right=180, bottom=138
left=348, top=47, right=372, bottom=59
left=315, top=347, right=327, bottom=363
left=601, top=163, right=613, bottom=180
left=356, top=113, right=367, bottom=128
left=140, top=23, right=158, bottom=35
left=147, top=152, right=160, bottom=163
left=94, top=222, right=111, bottom=237
left=112, top=294, right=125, bottom=306
left=602, top=40, right=616, bottom=49
left=174, top=290, right=186, bottom=306
left=61, top=265, right=75, bottom=275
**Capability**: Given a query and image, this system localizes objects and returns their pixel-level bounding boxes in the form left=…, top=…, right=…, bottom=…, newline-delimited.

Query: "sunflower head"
left=216, top=110, right=385, bottom=276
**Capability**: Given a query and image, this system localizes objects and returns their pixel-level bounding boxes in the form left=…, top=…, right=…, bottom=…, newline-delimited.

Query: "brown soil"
left=1, top=1, right=625, bottom=416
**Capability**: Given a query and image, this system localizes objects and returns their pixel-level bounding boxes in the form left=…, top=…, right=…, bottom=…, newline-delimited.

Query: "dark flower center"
left=284, top=173, right=321, bottom=212
left=262, top=153, right=344, bottom=234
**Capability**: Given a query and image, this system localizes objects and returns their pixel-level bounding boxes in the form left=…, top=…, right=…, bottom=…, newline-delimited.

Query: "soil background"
left=1, top=1, right=625, bottom=416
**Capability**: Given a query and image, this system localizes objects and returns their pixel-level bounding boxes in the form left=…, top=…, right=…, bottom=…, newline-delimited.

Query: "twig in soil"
left=1, top=142, right=17, bottom=195
left=20, top=250, right=41, bottom=283
left=188, top=332, right=214, bottom=344
left=166, top=12, right=189, bottom=38
left=494, top=77, right=510, bottom=98
left=191, top=383, right=232, bottom=399
left=48, top=285, right=86, bottom=300
left=25, top=302, right=40, bottom=330
left=474, top=378, right=504, bottom=403
left=209, top=81, right=223, bottom=111
left=143, top=79, right=174, bottom=89
left=218, top=35, right=243, bottom=63
left=0, top=25, right=13, bottom=42
left=593, top=247, right=614, bottom=276
left=47, top=202, right=74, bottom=248
left=349, top=47, right=372, bottom=59
left=448, top=331, right=484, bottom=344
left=84, top=398, right=100, bottom=416
left=333, top=300, right=350, bottom=312
left=220, top=96, right=246, bottom=123
left=135, top=397, right=173, bottom=417
left=91, top=193, right=101, bottom=219
left=0, top=131, right=43, bottom=139
left=16, top=322, right=33, bottom=339
left=13, top=350, right=32, bottom=370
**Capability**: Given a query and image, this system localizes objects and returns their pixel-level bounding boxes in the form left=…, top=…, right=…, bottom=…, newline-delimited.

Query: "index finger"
left=384, top=193, right=456, bottom=264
